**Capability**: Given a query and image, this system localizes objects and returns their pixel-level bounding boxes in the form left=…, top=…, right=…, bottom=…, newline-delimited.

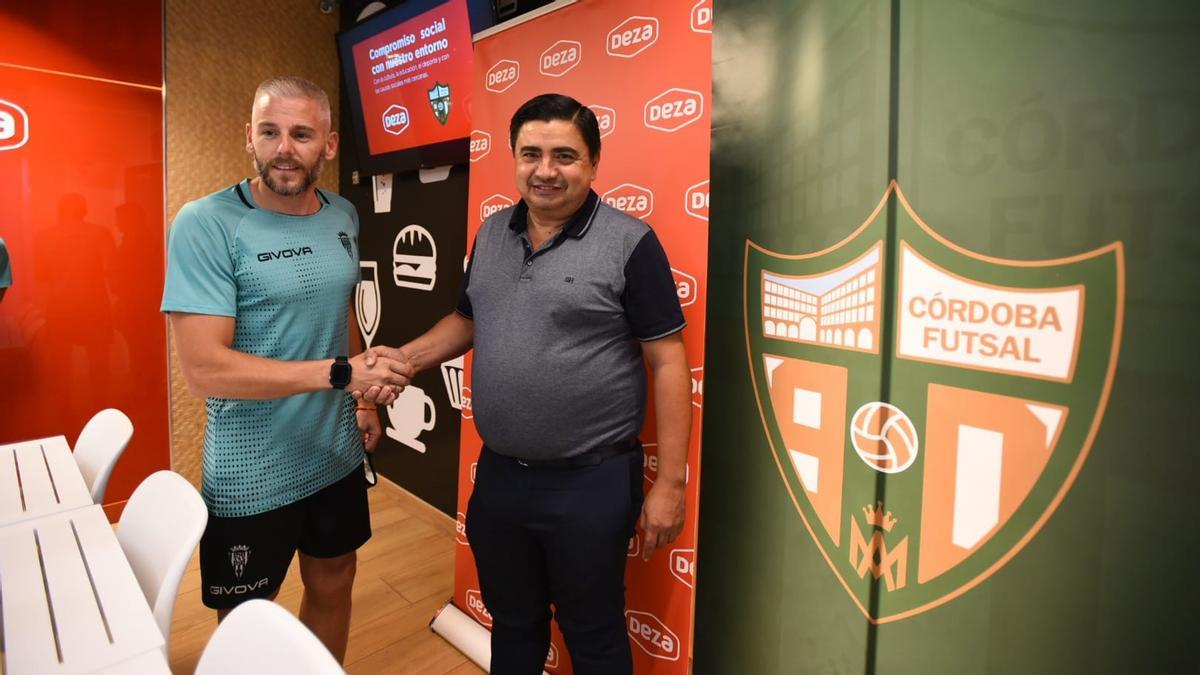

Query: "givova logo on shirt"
left=256, top=246, right=313, bottom=262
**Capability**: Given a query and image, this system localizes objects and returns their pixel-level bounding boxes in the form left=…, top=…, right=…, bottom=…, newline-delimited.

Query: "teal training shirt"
left=161, top=180, right=363, bottom=517
left=0, top=237, right=11, bottom=288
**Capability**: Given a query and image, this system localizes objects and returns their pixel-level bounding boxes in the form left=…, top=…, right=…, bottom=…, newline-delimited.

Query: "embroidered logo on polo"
left=744, top=181, right=1124, bottom=622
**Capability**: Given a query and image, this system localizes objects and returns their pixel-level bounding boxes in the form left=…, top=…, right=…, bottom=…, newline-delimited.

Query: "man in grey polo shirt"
left=394, top=93, right=691, bottom=674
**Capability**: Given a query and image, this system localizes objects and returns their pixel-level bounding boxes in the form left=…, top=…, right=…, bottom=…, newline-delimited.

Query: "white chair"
left=195, top=599, right=345, bottom=674
left=116, top=470, right=207, bottom=653
left=73, top=407, right=134, bottom=503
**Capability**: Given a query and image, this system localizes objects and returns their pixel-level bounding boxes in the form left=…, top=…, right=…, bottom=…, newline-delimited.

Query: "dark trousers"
left=465, top=446, right=644, bottom=675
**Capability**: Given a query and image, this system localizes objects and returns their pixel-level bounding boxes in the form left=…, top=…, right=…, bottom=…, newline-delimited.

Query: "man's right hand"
left=348, top=347, right=413, bottom=398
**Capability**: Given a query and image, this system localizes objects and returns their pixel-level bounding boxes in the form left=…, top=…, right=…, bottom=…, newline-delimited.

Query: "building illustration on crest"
left=761, top=244, right=882, bottom=352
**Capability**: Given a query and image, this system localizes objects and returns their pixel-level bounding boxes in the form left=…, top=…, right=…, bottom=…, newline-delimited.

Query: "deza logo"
left=607, top=16, right=659, bottom=58
left=469, top=130, right=491, bottom=162
left=480, top=194, right=514, bottom=222
left=588, top=103, right=617, bottom=139
left=670, top=548, right=695, bottom=588
left=455, top=512, right=468, bottom=546
left=0, top=99, right=29, bottom=151
left=691, top=0, right=713, bottom=34
left=602, top=183, right=654, bottom=219
left=465, top=589, right=493, bottom=627
left=540, top=40, right=582, bottom=77
left=626, top=610, right=680, bottom=661
left=671, top=267, right=698, bottom=307
left=644, top=88, right=704, bottom=133
left=257, top=246, right=313, bottom=262
left=485, top=59, right=520, bottom=93
left=685, top=180, right=710, bottom=221
left=382, top=104, right=410, bottom=136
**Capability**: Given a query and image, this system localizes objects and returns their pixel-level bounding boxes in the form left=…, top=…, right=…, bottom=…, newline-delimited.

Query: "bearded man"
left=161, top=76, right=411, bottom=661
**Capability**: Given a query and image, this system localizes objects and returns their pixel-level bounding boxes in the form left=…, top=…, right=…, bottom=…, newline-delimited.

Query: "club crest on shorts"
left=743, top=181, right=1124, bottom=622
left=229, top=545, right=251, bottom=580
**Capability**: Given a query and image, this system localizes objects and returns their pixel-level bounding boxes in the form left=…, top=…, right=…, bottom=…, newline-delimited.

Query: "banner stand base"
left=430, top=600, right=554, bottom=674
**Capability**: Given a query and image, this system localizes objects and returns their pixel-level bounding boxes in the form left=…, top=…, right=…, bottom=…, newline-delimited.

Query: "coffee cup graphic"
left=385, top=384, right=436, bottom=453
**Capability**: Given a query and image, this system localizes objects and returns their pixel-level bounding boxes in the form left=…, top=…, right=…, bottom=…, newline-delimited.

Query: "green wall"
left=695, top=1, right=1199, bottom=672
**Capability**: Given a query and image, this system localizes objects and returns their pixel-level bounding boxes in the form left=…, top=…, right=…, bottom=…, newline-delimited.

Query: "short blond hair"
left=252, top=76, right=332, bottom=129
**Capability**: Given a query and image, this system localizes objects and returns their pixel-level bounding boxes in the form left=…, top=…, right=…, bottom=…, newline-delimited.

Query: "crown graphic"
left=862, top=501, right=897, bottom=532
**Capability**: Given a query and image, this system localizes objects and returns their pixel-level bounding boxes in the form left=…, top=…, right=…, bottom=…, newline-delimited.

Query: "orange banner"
left=455, top=0, right=711, bottom=671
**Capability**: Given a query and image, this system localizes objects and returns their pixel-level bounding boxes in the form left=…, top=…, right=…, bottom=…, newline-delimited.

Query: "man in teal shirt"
left=161, top=76, right=410, bottom=662
left=0, top=236, right=11, bottom=301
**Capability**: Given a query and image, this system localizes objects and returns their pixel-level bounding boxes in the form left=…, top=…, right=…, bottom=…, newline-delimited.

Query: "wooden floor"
left=167, top=480, right=485, bottom=674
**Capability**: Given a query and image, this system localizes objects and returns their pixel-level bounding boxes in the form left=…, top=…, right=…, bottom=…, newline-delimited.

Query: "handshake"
left=347, top=346, right=413, bottom=406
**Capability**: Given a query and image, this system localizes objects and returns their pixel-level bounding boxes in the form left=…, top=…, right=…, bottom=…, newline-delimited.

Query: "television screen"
left=338, top=0, right=476, bottom=173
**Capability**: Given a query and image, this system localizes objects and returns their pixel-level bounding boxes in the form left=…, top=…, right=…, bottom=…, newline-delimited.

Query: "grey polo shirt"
left=457, top=190, right=685, bottom=461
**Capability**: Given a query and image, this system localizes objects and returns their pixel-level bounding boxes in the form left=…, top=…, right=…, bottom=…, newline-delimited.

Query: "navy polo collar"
left=506, top=189, right=601, bottom=239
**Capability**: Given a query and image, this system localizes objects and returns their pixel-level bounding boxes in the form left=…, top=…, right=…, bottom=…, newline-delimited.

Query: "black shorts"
left=200, top=466, right=371, bottom=610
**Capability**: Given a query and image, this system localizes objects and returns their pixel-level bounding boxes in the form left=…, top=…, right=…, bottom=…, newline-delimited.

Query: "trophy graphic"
left=357, top=261, right=381, bottom=348
left=441, top=355, right=465, bottom=411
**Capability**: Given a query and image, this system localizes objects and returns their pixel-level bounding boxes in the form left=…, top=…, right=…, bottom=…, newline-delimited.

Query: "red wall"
left=0, top=3, right=170, bottom=516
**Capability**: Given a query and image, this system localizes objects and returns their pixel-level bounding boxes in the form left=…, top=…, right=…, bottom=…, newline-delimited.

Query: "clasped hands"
left=349, top=347, right=413, bottom=406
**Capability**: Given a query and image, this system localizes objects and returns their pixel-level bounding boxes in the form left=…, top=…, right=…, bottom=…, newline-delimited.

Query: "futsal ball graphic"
left=850, top=402, right=919, bottom=473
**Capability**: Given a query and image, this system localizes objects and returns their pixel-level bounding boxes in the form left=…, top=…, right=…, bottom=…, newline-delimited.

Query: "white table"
left=0, top=505, right=168, bottom=674
left=0, top=436, right=93, bottom=528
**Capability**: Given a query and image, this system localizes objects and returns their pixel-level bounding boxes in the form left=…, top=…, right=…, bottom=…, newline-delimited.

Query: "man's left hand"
left=639, top=482, right=685, bottom=561
left=356, top=407, right=382, bottom=452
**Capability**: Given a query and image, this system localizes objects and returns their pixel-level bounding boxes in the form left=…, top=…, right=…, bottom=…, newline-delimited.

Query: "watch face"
left=331, top=360, right=352, bottom=388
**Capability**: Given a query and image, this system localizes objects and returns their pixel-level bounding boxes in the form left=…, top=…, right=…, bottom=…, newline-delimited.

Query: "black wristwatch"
left=329, top=356, right=352, bottom=389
